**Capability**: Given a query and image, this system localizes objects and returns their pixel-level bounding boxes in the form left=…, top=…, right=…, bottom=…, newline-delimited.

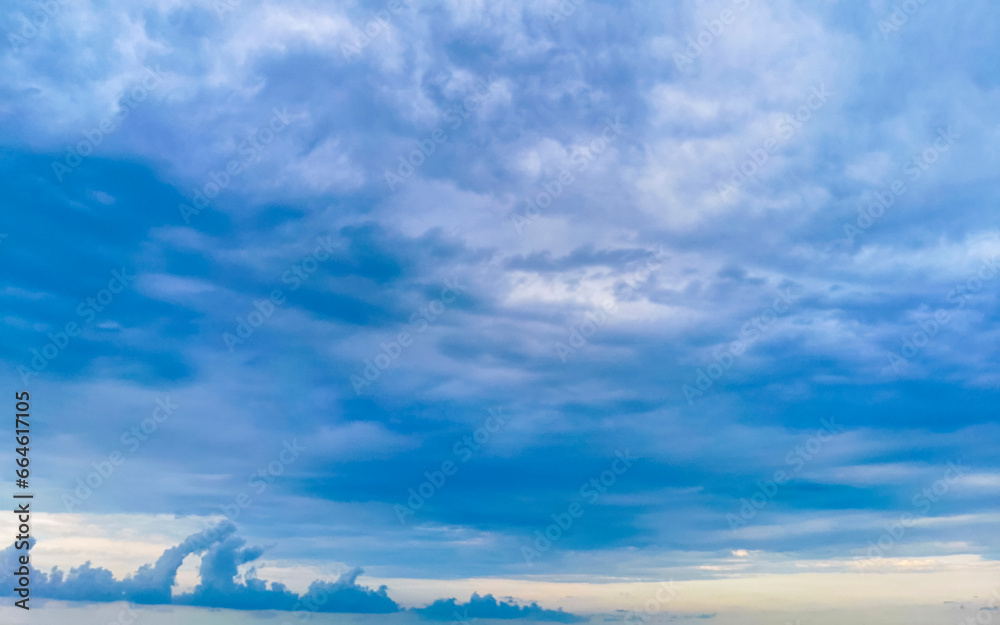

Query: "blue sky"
left=1, top=0, right=1000, bottom=620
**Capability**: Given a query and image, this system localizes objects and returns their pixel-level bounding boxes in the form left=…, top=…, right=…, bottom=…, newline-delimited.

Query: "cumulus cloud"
left=3, top=525, right=578, bottom=618
left=302, top=568, right=398, bottom=614
left=415, top=593, right=585, bottom=622
left=173, top=533, right=299, bottom=611
left=23, top=522, right=237, bottom=604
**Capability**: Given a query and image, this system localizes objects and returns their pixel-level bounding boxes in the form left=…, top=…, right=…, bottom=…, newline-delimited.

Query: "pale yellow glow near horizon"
left=366, top=561, right=1000, bottom=613
left=9, top=512, right=1000, bottom=614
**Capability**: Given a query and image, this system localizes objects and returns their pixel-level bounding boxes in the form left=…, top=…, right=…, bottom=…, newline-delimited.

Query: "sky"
left=1, top=0, right=1000, bottom=622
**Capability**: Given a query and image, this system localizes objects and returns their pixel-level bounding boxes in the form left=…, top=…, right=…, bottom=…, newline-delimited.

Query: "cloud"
left=126, top=521, right=237, bottom=603
left=3, top=524, right=578, bottom=618
left=302, top=568, right=398, bottom=614
left=173, top=533, right=299, bottom=611
left=415, top=593, right=586, bottom=622
left=22, top=522, right=236, bottom=604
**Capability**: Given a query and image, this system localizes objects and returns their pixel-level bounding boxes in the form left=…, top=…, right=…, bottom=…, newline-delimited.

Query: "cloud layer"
left=0, top=0, right=998, bottom=608
left=3, top=523, right=580, bottom=616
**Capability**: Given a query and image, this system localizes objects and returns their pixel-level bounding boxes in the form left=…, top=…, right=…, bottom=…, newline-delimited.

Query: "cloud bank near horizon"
left=0, top=522, right=580, bottom=618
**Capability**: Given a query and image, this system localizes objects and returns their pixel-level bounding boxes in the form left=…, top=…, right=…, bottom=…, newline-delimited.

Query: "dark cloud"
left=415, top=593, right=585, bottom=622
left=302, top=568, right=398, bottom=614
left=174, top=533, right=299, bottom=611
left=2, top=525, right=578, bottom=618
